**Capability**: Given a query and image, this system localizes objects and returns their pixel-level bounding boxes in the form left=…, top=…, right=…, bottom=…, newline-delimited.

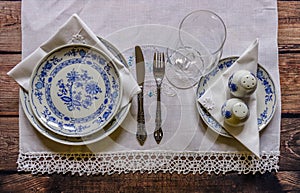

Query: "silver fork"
left=153, top=52, right=165, bottom=144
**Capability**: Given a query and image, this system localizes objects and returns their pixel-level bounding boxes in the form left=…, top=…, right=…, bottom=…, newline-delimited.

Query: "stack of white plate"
left=20, top=39, right=131, bottom=145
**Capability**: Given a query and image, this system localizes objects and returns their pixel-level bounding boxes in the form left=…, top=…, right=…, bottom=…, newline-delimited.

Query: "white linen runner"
left=16, top=0, right=280, bottom=175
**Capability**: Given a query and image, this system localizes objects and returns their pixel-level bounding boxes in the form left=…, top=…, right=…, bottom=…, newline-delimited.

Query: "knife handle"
left=137, top=92, right=145, bottom=124
left=137, top=91, right=147, bottom=145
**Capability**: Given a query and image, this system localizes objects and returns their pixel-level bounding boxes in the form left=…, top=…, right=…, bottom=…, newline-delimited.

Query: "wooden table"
left=0, top=1, right=299, bottom=192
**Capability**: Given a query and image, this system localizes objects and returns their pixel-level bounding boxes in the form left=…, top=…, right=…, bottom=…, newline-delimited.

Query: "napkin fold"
left=198, top=39, right=260, bottom=157
left=7, top=14, right=141, bottom=108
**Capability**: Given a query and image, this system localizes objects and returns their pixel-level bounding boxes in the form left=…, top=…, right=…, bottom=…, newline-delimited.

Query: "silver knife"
left=135, top=46, right=147, bottom=145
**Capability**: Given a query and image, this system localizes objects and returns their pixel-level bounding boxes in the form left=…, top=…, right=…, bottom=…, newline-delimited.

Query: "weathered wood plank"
left=0, top=1, right=299, bottom=115
left=278, top=1, right=300, bottom=52
left=279, top=117, right=300, bottom=171
left=0, top=1, right=300, bottom=53
left=4, top=54, right=298, bottom=116
left=0, top=117, right=19, bottom=171
left=0, top=45, right=300, bottom=115
left=279, top=53, right=300, bottom=114
left=0, top=117, right=299, bottom=171
left=0, top=54, right=20, bottom=116
left=1, top=52, right=299, bottom=115
left=0, top=1, right=21, bottom=52
left=277, top=171, right=300, bottom=193
left=0, top=171, right=298, bottom=193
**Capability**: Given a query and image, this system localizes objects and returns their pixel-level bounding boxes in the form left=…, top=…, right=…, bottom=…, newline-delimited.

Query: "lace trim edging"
left=17, top=151, right=279, bottom=175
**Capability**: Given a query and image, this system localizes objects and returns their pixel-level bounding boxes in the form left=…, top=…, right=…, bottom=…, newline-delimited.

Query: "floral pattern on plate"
left=196, top=57, right=277, bottom=138
left=21, top=88, right=130, bottom=145
left=21, top=38, right=130, bottom=145
left=29, top=44, right=122, bottom=137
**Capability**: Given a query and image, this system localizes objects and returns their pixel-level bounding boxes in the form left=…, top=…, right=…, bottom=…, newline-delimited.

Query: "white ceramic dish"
left=21, top=38, right=130, bottom=145
left=196, top=57, right=277, bottom=138
left=21, top=88, right=130, bottom=145
left=29, top=44, right=122, bottom=137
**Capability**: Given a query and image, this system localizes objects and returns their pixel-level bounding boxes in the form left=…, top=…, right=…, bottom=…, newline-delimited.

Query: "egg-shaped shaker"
left=221, top=98, right=250, bottom=127
left=228, top=70, right=257, bottom=98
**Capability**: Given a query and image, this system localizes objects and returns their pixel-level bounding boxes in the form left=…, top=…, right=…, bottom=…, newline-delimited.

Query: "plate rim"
left=20, top=87, right=131, bottom=145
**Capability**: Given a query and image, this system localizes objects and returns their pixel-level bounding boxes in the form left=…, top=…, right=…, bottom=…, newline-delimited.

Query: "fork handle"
left=157, top=85, right=161, bottom=102
left=155, top=86, right=162, bottom=124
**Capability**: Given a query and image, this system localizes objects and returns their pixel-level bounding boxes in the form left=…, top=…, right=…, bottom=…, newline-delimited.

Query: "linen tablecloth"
left=17, top=0, right=280, bottom=175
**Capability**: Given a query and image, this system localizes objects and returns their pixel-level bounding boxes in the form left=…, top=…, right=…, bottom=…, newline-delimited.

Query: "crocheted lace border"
left=17, top=151, right=279, bottom=175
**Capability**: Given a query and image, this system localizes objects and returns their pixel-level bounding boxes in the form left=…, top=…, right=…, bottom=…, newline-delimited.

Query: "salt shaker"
left=221, top=98, right=249, bottom=127
left=228, top=70, right=257, bottom=98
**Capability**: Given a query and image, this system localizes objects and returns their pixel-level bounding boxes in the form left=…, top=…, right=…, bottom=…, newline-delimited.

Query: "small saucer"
left=196, top=57, right=277, bottom=138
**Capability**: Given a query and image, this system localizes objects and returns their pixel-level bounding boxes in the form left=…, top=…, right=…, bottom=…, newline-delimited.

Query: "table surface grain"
left=0, top=1, right=299, bottom=192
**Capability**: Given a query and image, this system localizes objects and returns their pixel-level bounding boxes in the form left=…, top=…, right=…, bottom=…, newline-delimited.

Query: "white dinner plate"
left=29, top=44, right=122, bottom=137
left=196, top=57, right=277, bottom=138
left=21, top=88, right=130, bottom=145
left=21, top=38, right=130, bottom=145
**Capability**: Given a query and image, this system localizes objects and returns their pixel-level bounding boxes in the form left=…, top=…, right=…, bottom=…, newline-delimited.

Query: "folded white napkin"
left=7, top=14, right=140, bottom=108
left=198, top=39, right=260, bottom=157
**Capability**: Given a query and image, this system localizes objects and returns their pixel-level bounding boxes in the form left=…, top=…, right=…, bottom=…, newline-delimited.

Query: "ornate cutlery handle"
left=137, top=90, right=147, bottom=145
left=154, top=86, right=163, bottom=144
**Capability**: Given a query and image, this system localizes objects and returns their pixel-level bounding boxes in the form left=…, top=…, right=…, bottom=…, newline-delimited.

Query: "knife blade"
left=135, top=46, right=145, bottom=86
left=135, top=46, right=147, bottom=145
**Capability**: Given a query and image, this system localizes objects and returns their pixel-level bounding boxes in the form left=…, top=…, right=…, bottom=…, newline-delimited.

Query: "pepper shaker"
left=228, top=70, right=257, bottom=98
left=221, top=98, right=250, bottom=127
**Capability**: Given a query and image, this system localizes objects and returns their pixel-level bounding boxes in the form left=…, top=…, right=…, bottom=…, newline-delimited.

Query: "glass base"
left=166, top=47, right=207, bottom=89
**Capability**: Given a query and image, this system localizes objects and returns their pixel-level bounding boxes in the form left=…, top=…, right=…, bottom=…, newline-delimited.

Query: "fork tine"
left=153, top=51, right=166, bottom=74
left=163, top=53, right=166, bottom=68
left=162, top=53, right=165, bottom=68
left=157, top=52, right=161, bottom=68
left=153, top=52, right=157, bottom=67
left=155, top=51, right=159, bottom=69
left=158, top=52, right=162, bottom=68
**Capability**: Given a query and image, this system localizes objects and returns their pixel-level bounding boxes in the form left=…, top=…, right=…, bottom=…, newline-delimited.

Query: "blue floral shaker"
left=221, top=98, right=249, bottom=127
left=228, top=70, right=257, bottom=98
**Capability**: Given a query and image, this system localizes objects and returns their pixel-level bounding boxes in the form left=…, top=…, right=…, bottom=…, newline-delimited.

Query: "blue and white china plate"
left=21, top=88, right=130, bottom=145
left=29, top=44, right=122, bottom=137
left=21, top=38, right=129, bottom=145
left=196, top=57, right=277, bottom=138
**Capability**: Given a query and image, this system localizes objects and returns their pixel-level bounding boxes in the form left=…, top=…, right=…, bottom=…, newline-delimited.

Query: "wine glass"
left=166, top=10, right=227, bottom=89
